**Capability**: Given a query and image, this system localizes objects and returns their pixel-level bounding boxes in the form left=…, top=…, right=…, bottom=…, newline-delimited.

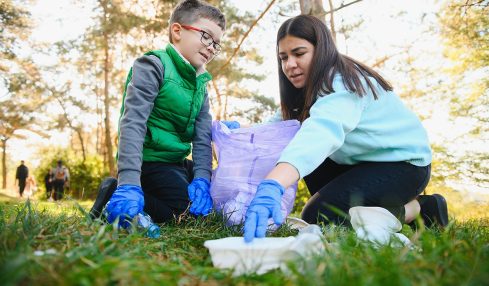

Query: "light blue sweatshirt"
left=276, top=75, right=432, bottom=178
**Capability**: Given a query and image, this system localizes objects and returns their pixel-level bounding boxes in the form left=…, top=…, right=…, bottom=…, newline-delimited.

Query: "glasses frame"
left=181, top=24, right=222, bottom=56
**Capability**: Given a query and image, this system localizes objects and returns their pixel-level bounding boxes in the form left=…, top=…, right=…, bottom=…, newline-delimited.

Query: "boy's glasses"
left=181, top=25, right=222, bottom=55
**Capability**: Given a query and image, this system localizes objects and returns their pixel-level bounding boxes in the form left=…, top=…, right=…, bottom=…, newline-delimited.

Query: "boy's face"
left=171, top=18, right=223, bottom=70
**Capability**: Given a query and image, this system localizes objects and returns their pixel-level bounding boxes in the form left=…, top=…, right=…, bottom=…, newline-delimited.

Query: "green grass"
left=0, top=196, right=488, bottom=285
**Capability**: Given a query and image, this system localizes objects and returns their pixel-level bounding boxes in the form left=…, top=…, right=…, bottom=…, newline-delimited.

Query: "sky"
left=25, top=0, right=443, bottom=94
left=5, top=0, right=487, bottom=195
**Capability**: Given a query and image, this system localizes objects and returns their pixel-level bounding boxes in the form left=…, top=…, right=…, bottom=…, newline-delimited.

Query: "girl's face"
left=278, top=35, right=315, bottom=89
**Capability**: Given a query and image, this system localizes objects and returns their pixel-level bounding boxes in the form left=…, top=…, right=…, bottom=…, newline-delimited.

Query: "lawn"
left=0, top=193, right=488, bottom=285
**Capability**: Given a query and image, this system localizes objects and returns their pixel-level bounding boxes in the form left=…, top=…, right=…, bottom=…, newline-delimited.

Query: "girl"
left=243, top=15, right=447, bottom=242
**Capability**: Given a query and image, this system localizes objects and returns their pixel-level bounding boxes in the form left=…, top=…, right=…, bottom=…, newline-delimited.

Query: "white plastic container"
left=204, top=231, right=324, bottom=275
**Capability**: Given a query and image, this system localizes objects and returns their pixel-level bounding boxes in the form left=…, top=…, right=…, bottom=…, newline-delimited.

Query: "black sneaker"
left=89, top=177, right=118, bottom=220
left=417, top=194, right=449, bottom=227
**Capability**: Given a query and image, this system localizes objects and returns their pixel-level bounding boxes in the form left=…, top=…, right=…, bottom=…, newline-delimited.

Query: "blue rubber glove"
left=243, top=179, right=285, bottom=243
left=221, top=120, right=240, bottom=129
left=106, top=184, right=144, bottom=228
left=188, top=178, right=213, bottom=216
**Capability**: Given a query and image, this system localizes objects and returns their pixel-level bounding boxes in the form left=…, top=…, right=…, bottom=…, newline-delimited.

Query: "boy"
left=90, top=0, right=226, bottom=227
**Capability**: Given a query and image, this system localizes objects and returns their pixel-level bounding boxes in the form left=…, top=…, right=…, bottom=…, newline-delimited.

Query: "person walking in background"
left=53, top=160, right=69, bottom=201
left=44, top=169, right=54, bottom=200
left=15, top=160, right=29, bottom=198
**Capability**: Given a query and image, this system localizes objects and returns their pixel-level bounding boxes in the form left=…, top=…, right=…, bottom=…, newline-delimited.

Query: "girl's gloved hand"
left=243, top=179, right=285, bottom=243
left=221, top=121, right=240, bottom=129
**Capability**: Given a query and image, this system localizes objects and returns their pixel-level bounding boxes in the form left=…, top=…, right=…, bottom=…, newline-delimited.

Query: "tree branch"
left=462, top=0, right=488, bottom=7
left=215, top=0, right=277, bottom=78
left=320, top=0, right=363, bottom=16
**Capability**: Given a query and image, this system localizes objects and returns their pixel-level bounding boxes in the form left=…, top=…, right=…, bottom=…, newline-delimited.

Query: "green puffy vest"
left=119, top=44, right=212, bottom=163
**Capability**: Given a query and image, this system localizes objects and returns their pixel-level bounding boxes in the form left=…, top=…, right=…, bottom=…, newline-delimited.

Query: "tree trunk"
left=211, top=80, right=222, bottom=121
left=53, top=89, right=88, bottom=162
left=75, top=127, right=87, bottom=162
left=95, top=87, right=102, bottom=155
left=299, top=0, right=326, bottom=24
left=327, top=0, right=337, bottom=42
left=223, top=81, right=229, bottom=120
left=300, top=0, right=364, bottom=43
left=102, top=2, right=115, bottom=176
left=224, top=94, right=229, bottom=120
left=1, top=138, right=7, bottom=189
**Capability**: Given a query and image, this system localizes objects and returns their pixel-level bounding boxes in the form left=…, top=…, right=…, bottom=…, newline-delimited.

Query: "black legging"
left=301, top=158, right=431, bottom=225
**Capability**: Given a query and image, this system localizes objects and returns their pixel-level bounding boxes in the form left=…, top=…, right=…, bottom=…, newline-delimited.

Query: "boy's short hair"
left=169, top=0, right=226, bottom=43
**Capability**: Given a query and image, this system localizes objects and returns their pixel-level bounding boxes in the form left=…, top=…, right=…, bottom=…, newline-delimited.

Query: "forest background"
left=1, top=0, right=488, bottom=219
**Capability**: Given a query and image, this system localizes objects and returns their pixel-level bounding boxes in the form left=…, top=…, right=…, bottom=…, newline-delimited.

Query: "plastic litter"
left=210, top=120, right=301, bottom=226
left=104, top=203, right=161, bottom=239
left=33, top=248, right=57, bottom=256
left=129, top=212, right=160, bottom=239
left=285, top=216, right=311, bottom=230
left=204, top=218, right=324, bottom=275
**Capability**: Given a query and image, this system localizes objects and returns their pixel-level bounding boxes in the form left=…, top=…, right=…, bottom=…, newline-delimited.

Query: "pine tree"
left=438, top=0, right=489, bottom=190
left=0, top=0, right=44, bottom=188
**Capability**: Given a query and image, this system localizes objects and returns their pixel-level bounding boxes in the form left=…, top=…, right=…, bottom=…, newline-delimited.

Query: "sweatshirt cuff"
left=277, top=157, right=305, bottom=179
left=194, top=169, right=211, bottom=182
left=117, top=170, right=141, bottom=187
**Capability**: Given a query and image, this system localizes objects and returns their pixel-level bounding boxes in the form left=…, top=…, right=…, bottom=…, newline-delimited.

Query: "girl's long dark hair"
left=277, top=15, right=393, bottom=122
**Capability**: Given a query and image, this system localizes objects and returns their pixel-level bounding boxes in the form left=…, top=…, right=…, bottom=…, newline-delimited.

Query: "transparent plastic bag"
left=210, top=120, right=301, bottom=225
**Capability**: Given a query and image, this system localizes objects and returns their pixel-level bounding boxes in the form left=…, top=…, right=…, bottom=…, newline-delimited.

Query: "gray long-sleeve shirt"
left=117, top=55, right=213, bottom=186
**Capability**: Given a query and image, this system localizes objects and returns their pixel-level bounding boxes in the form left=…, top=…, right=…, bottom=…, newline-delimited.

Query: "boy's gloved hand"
left=106, top=184, right=144, bottom=228
left=243, top=179, right=285, bottom=243
left=221, top=120, right=240, bottom=129
left=188, top=178, right=213, bottom=216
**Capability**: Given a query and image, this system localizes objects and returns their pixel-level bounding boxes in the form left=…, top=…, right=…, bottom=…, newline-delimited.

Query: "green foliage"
left=436, top=0, right=489, bottom=190
left=0, top=0, right=31, bottom=60
left=439, top=0, right=489, bottom=72
left=292, top=179, right=310, bottom=215
left=69, top=155, right=109, bottom=199
left=0, top=1, right=46, bottom=188
left=206, top=0, right=272, bottom=121
left=34, top=147, right=109, bottom=200
left=0, top=198, right=488, bottom=285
